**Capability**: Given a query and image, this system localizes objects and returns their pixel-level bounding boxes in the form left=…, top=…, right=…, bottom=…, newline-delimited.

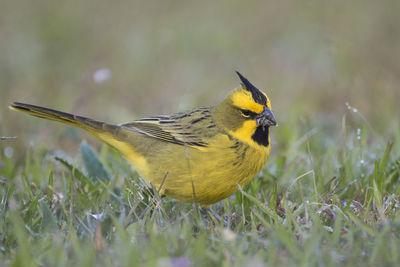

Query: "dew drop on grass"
left=88, top=212, right=105, bottom=221
left=356, top=128, right=361, bottom=140
left=4, top=146, right=14, bottom=158
left=345, top=102, right=359, bottom=113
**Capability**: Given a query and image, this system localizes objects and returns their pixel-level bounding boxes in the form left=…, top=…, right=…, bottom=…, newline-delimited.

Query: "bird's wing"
left=120, top=107, right=219, bottom=148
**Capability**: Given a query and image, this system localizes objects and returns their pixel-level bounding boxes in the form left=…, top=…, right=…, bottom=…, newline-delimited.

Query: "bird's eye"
left=241, top=109, right=251, bottom=117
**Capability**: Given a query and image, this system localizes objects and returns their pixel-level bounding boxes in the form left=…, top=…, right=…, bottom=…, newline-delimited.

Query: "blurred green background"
left=1, top=0, right=399, bottom=152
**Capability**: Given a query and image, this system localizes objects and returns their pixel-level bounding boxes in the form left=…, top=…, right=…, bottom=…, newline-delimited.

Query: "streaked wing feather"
left=121, top=107, right=217, bottom=148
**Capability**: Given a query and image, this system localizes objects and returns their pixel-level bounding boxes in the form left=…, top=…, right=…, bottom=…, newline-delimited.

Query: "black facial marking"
left=251, top=126, right=269, bottom=146
left=236, top=71, right=267, bottom=105
left=240, top=109, right=258, bottom=119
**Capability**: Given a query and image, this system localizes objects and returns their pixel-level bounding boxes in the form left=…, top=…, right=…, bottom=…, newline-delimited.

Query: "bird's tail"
left=9, top=102, right=121, bottom=138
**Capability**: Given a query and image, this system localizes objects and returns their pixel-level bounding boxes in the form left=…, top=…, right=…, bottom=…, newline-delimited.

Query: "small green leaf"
left=81, top=141, right=111, bottom=183
left=54, top=155, right=88, bottom=183
left=40, top=201, right=57, bottom=232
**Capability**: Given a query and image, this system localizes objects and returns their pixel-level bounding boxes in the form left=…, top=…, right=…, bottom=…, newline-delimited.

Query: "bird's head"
left=214, top=72, right=277, bottom=147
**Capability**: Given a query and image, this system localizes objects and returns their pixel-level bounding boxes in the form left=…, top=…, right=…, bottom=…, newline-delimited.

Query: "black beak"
left=256, top=107, right=277, bottom=127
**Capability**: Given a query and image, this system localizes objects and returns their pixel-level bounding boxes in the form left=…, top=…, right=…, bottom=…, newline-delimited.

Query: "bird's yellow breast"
left=117, top=132, right=270, bottom=206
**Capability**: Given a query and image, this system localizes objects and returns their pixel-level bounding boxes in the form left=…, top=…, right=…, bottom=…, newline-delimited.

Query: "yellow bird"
left=10, top=72, right=276, bottom=208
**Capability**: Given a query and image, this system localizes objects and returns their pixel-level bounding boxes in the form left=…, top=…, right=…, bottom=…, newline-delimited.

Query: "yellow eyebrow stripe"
left=231, top=89, right=264, bottom=113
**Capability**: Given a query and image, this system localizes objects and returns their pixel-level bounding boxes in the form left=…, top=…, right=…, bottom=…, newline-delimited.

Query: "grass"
left=1, top=107, right=399, bottom=266
left=1, top=1, right=399, bottom=265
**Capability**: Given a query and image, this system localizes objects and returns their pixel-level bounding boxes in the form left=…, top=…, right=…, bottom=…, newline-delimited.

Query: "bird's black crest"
left=236, top=71, right=267, bottom=105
